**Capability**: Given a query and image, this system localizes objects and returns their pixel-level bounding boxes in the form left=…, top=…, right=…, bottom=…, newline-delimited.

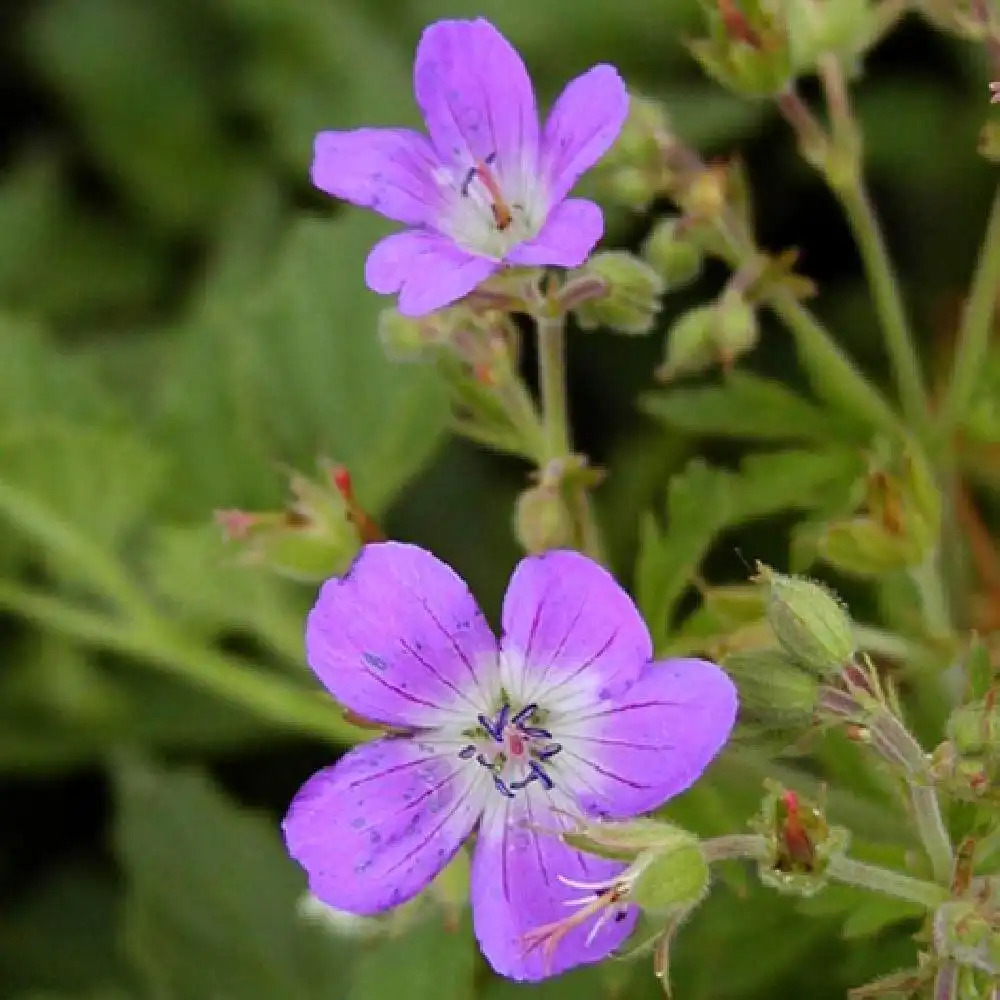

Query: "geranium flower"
left=282, top=542, right=736, bottom=980
left=311, top=18, right=629, bottom=316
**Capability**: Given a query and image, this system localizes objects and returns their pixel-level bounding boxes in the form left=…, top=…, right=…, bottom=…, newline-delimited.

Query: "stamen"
left=492, top=774, right=515, bottom=798
left=536, top=743, right=562, bottom=761
left=477, top=713, right=503, bottom=742
left=511, top=703, right=539, bottom=726
left=528, top=760, right=554, bottom=790
left=520, top=725, right=552, bottom=739
left=457, top=744, right=477, bottom=760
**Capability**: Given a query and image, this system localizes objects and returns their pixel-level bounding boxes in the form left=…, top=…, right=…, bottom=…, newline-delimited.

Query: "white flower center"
left=434, top=156, right=547, bottom=260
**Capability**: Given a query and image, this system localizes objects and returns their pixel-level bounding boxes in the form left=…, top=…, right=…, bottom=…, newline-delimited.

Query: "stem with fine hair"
left=534, top=309, right=605, bottom=561
left=826, top=855, right=948, bottom=908
left=937, top=185, right=1000, bottom=442
left=909, top=778, right=955, bottom=886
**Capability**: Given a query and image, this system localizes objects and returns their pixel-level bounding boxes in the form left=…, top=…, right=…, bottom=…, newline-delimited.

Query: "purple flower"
left=310, top=18, right=629, bottom=317
left=282, top=542, right=736, bottom=980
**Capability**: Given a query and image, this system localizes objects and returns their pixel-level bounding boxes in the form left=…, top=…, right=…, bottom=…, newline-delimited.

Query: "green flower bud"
left=816, top=518, right=923, bottom=578
left=514, top=484, right=574, bottom=554
left=573, top=251, right=665, bottom=335
left=754, top=564, right=855, bottom=677
left=630, top=835, right=710, bottom=912
left=563, top=817, right=695, bottom=862
left=714, top=289, right=759, bottom=365
left=723, top=647, right=820, bottom=728
left=948, top=699, right=1000, bottom=758
left=216, top=463, right=361, bottom=583
left=642, top=217, right=704, bottom=291
left=657, top=304, right=718, bottom=381
left=935, top=901, right=1000, bottom=974
left=786, top=0, right=874, bottom=71
left=689, top=0, right=794, bottom=98
left=377, top=306, right=456, bottom=361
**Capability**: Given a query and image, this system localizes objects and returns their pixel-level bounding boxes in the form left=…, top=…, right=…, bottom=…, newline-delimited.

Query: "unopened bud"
left=642, top=217, right=704, bottom=291
left=714, top=288, right=759, bottom=365
left=657, top=304, right=718, bottom=381
left=514, top=484, right=574, bottom=554
left=786, top=0, right=874, bottom=71
left=215, top=463, right=361, bottom=582
left=934, top=901, right=1000, bottom=974
left=947, top=698, right=1000, bottom=757
left=630, top=834, right=710, bottom=912
left=723, top=647, right=820, bottom=728
left=754, top=564, right=855, bottom=677
left=573, top=252, right=664, bottom=335
left=689, top=0, right=794, bottom=97
left=817, top=518, right=922, bottom=577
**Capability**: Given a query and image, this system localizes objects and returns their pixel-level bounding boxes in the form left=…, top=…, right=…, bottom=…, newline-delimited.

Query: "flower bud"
left=689, top=0, right=794, bottom=97
left=514, top=483, right=574, bottom=554
left=934, top=901, right=1000, bottom=974
left=572, top=252, right=665, bottom=335
left=592, top=94, right=679, bottom=210
left=377, top=306, right=457, bottom=362
left=630, top=835, right=710, bottom=913
left=723, top=647, right=820, bottom=728
left=947, top=698, right=1000, bottom=757
left=562, top=817, right=695, bottom=862
left=642, top=217, right=704, bottom=292
left=754, top=564, right=855, bottom=677
left=752, top=782, right=849, bottom=896
left=816, top=517, right=923, bottom=577
left=714, top=288, right=759, bottom=365
left=786, top=0, right=874, bottom=71
left=216, top=463, right=361, bottom=582
left=656, top=304, right=718, bottom=381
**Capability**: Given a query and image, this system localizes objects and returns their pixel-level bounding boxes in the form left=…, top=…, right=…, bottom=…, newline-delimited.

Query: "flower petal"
left=311, top=128, right=443, bottom=226
left=414, top=18, right=539, bottom=175
left=306, top=542, right=498, bottom=727
left=284, top=737, right=488, bottom=915
left=540, top=65, right=629, bottom=204
left=471, top=788, right=636, bottom=981
left=365, top=229, right=499, bottom=316
left=557, top=657, right=737, bottom=817
left=505, top=198, right=603, bottom=267
left=499, top=550, right=652, bottom=711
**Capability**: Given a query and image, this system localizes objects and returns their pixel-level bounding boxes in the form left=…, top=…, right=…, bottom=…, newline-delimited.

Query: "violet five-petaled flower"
left=282, top=542, right=737, bottom=980
left=310, top=18, right=630, bottom=317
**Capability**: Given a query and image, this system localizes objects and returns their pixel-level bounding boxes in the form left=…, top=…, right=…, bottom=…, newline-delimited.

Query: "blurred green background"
left=0, top=0, right=995, bottom=997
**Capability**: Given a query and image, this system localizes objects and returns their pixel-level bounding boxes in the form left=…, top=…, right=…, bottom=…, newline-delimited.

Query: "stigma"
left=458, top=700, right=562, bottom=797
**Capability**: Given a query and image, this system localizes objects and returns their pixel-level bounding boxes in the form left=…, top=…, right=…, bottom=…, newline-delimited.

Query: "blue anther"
left=457, top=744, right=477, bottom=760
left=508, top=772, right=536, bottom=791
left=536, top=743, right=562, bottom=761
left=477, top=713, right=503, bottom=742
left=475, top=752, right=494, bottom=771
left=492, top=774, right=515, bottom=798
left=511, top=703, right=538, bottom=726
left=528, top=760, right=554, bottom=790
left=520, top=725, right=552, bottom=739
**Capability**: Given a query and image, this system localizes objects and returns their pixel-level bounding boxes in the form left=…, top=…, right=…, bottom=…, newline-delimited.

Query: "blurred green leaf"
left=114, top=756, right=351, bottom=1000
left=636, top=460, right=733, bottom=646
left=642, top=372, right=862, bottom=442
left=25, top=0, right=241, bottom=231
left=351, top=917, right=476, bottom=1000
left=0, top=863, right=129, bottom=995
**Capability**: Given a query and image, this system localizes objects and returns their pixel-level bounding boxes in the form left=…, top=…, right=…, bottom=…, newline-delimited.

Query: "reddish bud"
left=718, top=0, right=763, bottom=47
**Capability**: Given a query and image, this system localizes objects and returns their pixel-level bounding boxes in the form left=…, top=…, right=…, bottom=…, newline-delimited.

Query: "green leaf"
left=240, top=214, right=450, bottom=513
left=636, top=460, right=733, bottom=646
left=113, top=756, right=351, bottom=1000
left=0, top=863, right=130, bottom=995
left=642, top=373, right=860, bottom=442
left=350, top=918, right=476, bottom=1000
left=728, top=448, right=865, bottom=524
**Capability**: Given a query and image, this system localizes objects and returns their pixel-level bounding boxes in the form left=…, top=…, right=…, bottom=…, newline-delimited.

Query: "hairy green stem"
left=701, top=834, right=768, bottom=862
left=826, top=855, right=948, bottom=908
left=534, top=309, right=605, bottom=561
left=835, top=182, right=930, bottom=436
left=937, top=185, right=1000, bottom=442
left=908, top=778, right=954, bottom=885
left=536, top=311, right=572, bottom=461
left=0, top=580, right=364, bottom=744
